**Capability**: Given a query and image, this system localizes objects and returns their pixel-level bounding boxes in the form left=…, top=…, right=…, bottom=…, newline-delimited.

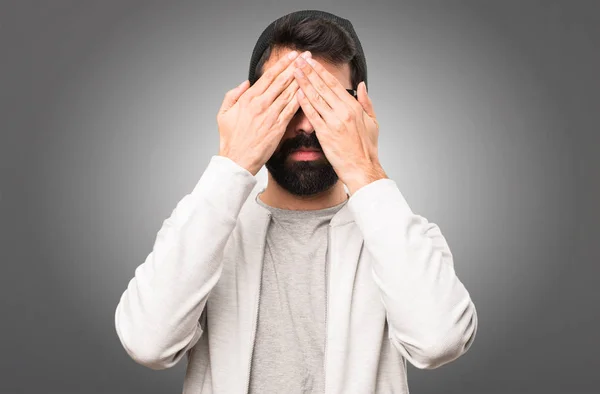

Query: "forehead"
left=263, top=47, right=352, bottom=89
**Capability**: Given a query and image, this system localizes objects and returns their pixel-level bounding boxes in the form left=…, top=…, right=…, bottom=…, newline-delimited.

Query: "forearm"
left=115, top=155, right=257, bottom=369
left=347, top=178, right=478, bottom=369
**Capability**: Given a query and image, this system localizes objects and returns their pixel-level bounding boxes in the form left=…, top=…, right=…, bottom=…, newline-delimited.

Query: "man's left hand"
left=292, top=55, right=387, bottom=195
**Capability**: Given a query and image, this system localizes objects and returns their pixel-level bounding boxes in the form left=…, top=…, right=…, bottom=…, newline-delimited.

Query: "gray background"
left=1, top=0, right=598, bottom=393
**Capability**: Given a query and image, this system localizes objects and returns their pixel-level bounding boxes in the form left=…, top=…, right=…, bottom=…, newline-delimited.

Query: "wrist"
left=218, top=152, right=259, bottom=176
left=345, top=164, right=387, bottom=195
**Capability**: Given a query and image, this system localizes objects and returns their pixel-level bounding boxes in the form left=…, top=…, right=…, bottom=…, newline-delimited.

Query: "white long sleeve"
left=114, top=155, right=257, bottom=370
left=346, top=178, right=478, bottom=369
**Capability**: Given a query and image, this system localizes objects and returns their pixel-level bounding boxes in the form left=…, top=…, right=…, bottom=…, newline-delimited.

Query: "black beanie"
left=248, top=9, right=368, bottom=90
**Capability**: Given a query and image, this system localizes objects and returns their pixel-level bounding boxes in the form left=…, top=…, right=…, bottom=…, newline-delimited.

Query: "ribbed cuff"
left=190, top=155, right=258, bottom=219
left=346, top=178, right=414, bottom=229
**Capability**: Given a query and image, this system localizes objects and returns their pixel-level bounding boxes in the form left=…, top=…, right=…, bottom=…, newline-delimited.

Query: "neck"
left=258, top=173, right=348, bottom=211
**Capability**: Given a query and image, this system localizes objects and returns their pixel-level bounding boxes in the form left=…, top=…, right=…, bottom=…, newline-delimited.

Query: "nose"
left=293, top=108, right=315, bottom=134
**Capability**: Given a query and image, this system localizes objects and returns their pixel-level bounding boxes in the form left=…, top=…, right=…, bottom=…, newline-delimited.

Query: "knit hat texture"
left=247, top=9, right=367, bottom=90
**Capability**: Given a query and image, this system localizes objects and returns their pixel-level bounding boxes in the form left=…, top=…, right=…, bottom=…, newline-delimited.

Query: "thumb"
left=219, top=79, right=250, bottom=114
left=357, top=81, right=376, bottom=119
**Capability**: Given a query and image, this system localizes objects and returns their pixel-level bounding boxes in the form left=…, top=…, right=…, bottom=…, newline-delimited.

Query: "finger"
left=265, top=79, right=299, bottom=125
left=301, top=57, right=361, bottom=114
left=275, top=88, right=301, bottom=131
left=258, top=51, right=311, bottom=108
left=357, top=81, right=376, bottom=119
left=293, top=56, right=348, bottom=120
left=295, top=68, right=344, bottom=131
left=218, top=79, right=250, bottom=114
left=296, top=89, right=331, bottom=136
left=248, top=49, right=303, bottom=99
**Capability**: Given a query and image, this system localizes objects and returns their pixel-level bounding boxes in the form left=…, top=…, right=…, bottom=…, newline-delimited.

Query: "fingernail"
left=301, top=51, right=311, bottom=58
left=288, top=51, right=298, bottom=59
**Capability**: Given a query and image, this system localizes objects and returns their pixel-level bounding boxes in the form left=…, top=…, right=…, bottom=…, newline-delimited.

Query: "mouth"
left=289, top=149, right=323, bottom=161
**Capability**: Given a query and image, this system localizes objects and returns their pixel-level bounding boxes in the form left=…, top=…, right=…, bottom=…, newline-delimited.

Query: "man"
left=115, top=9, right=478, bottom=394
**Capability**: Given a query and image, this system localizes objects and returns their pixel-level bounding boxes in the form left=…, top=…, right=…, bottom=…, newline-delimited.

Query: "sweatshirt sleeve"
left=346, top=178, right=478, bottom=370
left=114, top=155, right=257, bottom=370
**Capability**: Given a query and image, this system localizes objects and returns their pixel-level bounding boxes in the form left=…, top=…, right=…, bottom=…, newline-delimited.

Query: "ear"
left=357, top=81, right=375, bottom=118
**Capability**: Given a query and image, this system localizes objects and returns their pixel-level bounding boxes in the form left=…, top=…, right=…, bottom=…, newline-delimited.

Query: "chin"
left=265, top=158, right=339, bottom=196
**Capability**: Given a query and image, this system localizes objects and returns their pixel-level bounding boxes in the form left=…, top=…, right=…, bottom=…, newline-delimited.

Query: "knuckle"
left=333, top=119, right=344, bottom=132
left=262, top=70, right=274, bottom=81
left=264, top=113, right=276, bottom=128
left=278, top=74, right=292, bottom=88
left=282, top=87, right=295, bottom=102
left=237, top=93, right=249, bottom=106
left=289, top=99, right=300, bottom=113
left=277, top=108, right=293, bottom=124
left=252, top=98, right=268, bottom=114
left=341, top=109, right=353, bottom=122
left=287, top=80, right=298, bottom=93
left=279, top=68, right=291, bottom=79
left=275, top=82, right=287, bottom=96
left=272, top=117, right=284, bottom=129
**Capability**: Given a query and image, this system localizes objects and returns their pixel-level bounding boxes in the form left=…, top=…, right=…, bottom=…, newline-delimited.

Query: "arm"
left=346, top=178, right=478, bottom=370
left=114, top=155, right=257, bottom=370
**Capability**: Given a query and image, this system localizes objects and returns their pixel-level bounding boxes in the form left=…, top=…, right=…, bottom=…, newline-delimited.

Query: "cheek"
left=281, top=125, right=295, bottom=140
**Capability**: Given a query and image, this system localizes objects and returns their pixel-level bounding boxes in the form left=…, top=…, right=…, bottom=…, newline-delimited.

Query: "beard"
left=265, top=132, right=339, bottom=196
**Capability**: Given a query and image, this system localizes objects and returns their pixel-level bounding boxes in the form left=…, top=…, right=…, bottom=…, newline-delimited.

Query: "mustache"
left=280, top=133, right=323, bottom=156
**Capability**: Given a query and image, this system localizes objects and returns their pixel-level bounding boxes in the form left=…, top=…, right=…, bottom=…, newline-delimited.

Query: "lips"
left=289, top=149, right=323, bottom=161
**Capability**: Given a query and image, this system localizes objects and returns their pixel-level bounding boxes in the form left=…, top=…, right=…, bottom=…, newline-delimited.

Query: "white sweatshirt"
left=114, top=155, right=478, bottom=393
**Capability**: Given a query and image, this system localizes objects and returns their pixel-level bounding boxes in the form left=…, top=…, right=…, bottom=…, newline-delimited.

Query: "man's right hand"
left=216, top=50, right=312, bottom=176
